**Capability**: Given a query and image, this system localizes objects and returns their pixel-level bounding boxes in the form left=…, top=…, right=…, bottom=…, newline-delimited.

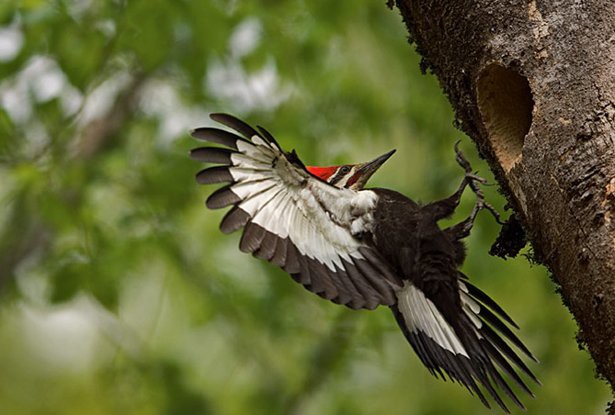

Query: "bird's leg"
left=445, top=198, right=483, bottom=240
left=427, top=143, right=487, bottom=221
left=443, top=142, right=506, bottom=240
left=427, top=177, right=469, bottom=221
left=453, top=141, right=504, bottom=226
left=432, top=142, right=504, bottom=234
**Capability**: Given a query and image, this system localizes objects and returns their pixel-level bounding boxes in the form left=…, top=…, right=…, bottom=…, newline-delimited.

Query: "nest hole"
left=477, top=64, right=534, bottom=172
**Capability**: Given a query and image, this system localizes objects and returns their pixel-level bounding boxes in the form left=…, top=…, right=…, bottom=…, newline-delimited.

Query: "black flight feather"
left=196, top=166, right=234, bottom=185
left=191, top=127, right=245, bottom=149
left=462, top=277, right=519, bottom=329
left=210, top=113, right=260, bottom=139
left=206, top=185, right=241, bottom=209
left=219, top=206, right=250, bottom=234
left=190, top=147, right=234, bottom=164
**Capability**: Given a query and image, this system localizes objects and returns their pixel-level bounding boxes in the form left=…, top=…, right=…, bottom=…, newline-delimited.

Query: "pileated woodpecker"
left=190, top=114, right=538, bottom=412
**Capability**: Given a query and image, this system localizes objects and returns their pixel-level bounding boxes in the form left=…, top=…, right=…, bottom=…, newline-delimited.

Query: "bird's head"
left=307, top=149, right=396, bottom=190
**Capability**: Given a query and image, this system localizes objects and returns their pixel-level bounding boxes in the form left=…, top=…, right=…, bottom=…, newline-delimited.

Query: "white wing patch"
left=397, top=282, right=469, bottom=357
left=192, top=114, right=401, bottom=309
left=227, top=134, right=378, bottom=271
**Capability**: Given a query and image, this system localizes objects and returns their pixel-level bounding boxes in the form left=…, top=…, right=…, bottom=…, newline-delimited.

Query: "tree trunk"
left=390, top=0, right=615, bottom=402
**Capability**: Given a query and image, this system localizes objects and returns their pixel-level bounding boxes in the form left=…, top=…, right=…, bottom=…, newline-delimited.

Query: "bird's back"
left=370, top=188, right=463, bottom=285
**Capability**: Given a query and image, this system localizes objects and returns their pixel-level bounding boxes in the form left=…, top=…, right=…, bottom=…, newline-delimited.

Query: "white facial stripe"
left=335, top=166, right=357, bottom=188
left=327, top=166, right=345, bottom=185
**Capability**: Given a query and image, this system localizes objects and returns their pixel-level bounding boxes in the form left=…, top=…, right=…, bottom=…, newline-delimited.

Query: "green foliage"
left=0, top=0, right=609, bottom=414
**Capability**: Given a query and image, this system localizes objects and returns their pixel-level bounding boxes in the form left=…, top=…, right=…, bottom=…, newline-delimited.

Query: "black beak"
left=351, top=149, right=396, bottom=189
left=358, top=149, right=396, bottom=176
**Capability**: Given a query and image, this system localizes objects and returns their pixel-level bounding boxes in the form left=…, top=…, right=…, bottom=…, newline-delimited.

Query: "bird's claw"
left=454, top=140, right=472, bottom=174
left=454, top=141, right=505, bottom=225
left=465, top=173, right=488, bottom=185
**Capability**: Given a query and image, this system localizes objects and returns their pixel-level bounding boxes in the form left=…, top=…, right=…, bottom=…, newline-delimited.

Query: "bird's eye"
left=340, top=165, right=351, bottom=174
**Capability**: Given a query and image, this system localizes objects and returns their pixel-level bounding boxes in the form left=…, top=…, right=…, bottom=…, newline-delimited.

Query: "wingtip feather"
left=210, top=113, right=259, bottom=139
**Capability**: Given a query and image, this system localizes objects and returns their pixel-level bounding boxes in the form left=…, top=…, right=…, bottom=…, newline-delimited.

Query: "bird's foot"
left=454, top=141, right=505, bottom=225
left=465, top=172, right=489, bottom=185
left=454, top=140, right=473, bottom=174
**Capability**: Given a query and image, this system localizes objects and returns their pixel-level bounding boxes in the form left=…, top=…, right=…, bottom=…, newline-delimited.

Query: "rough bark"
left=390, top=0, right=615, bottom=400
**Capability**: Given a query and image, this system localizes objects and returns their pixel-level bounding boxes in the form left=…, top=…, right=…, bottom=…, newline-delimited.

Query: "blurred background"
left=0, top=1, right=610, bottom=414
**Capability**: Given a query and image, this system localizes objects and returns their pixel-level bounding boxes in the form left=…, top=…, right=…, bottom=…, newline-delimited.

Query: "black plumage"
left=191, top=127, right=246, bottom=149
left=190, top=113, right=538, bottom=412
left=366, top=187, right=538, bottom=411
left=219, top=206, right=250, bottom=234
left=461, top=276, right=519, bottom=328
left=196, top=166, right=233, bottom=185
left=253, top=231, right=278, bottom=261
left=210, top=112, right=259, bottom=139
left=190, top=147, right=234, bottom=164
left=206, top=184, right=241, bottom=209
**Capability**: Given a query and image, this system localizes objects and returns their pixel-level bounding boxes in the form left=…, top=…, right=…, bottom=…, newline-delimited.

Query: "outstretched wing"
left=191, top=113, right=401, bottom=309
left=392, top=269, right=538, bottom=413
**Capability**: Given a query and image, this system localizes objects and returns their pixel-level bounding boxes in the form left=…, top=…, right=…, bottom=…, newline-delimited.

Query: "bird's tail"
left=391, top=276, right=539, bottom=413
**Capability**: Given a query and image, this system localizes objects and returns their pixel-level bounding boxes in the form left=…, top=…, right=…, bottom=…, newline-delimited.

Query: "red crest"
left=306, top=166, right=338, bottom=181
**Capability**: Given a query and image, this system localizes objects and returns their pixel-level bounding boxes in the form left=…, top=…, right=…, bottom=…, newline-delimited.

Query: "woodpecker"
left=190, top=114, right=538, bottom=412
